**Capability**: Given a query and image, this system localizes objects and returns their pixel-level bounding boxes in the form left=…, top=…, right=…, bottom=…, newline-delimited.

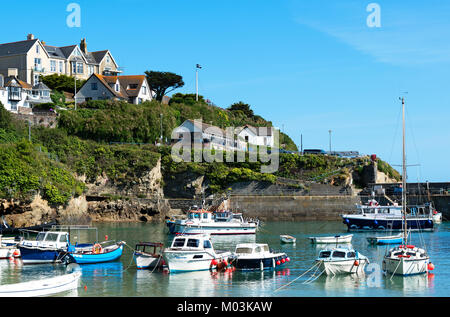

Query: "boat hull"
left=0, top=247, right=20, bottom=259
left=66, top=244, right=124, bottom=264
left=232, top=254, right=288, bottom=271
left=383, top=257, right=429, bottom=276
left=310, top=235, right=353, bottom=244
left=163, top=250, right=229, bottom=273
left=367, top=235, right=403, bottom=245
left=317, top=258, right=368, bottom=276
left=342, top=216, right=434, bottom=231
left=135, top=253, right=163, bottom=269
left=0, top=271, right=81, bottom=297
left=170, top=224, right=257, bottom=235
left=280, top=236, right=296, bottom=244
left=19, top=246, right=63, bottom=264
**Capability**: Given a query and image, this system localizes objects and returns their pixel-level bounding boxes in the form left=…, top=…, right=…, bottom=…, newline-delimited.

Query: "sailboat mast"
left=402, top=97, right=407, bottom=244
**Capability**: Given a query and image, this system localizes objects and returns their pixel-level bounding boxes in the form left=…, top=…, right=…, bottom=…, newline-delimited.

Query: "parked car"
left=303, top=149, right=327, bottom=155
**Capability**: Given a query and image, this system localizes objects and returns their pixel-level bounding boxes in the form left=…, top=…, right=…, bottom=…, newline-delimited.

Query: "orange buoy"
left=428, top=262, right=435, bottom=271
left=354, top=260, right=359, bottom=266
left=84, top=285, right=87, bottom=291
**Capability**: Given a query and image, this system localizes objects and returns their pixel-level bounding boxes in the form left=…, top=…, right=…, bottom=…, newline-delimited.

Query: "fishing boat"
left=0, top=271, right=81, bottom=297
left=341, top=201, right=435, bottom=232
left=315, top=247, right=369, bottom=276
left=280, top=235, right=296, bottom=244
left=367, top=233, right=403, bottom=245
left=167, top=207, right=258, bottom=235
left=229, top=243, right=289, bottom=271
left=18, top=230, right=70, bottom=264
left=382, top=97, right=432, bottom=276
left=309, top=234, right=353, bottom=244
left=134, top=242, right=164, bottom=269
left=162, top=234, right=231, bottom=273
left=61, top=240, right=126, bottom=265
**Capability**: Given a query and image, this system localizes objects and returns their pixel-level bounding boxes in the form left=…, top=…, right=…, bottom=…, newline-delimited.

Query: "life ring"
left=92, top=243, right=102, bottom=254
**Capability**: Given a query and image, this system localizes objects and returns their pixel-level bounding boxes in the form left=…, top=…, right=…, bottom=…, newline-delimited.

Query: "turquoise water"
left=0, top=221, right=449, bottom=297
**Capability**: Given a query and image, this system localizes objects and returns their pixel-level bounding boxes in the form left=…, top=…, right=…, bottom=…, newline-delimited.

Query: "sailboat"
left=382, top=97, right=432, bottom=276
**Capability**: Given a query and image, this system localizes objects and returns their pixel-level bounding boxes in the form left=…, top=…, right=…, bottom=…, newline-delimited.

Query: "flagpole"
left=196, top=67, right=198, bottom=101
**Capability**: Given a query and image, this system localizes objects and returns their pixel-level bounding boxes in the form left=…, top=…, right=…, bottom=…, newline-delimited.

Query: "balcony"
left=34, top=66, right=45, bottom=72
left=8, top=90, right=22, bottom=101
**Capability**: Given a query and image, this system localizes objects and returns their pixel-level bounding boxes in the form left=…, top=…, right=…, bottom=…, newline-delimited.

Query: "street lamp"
left=196, top=64, right=202, bottom=101
left=160, top=113, right=163, bottom=144
left=328, top=130, right=332, bottom=154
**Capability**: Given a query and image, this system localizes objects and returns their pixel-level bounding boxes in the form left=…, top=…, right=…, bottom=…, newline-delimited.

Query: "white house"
left=75, top=73, right=154, bottom=104
left=172, top=119, right=244, bottom=151
left=236, top=125, right=275, bottom=150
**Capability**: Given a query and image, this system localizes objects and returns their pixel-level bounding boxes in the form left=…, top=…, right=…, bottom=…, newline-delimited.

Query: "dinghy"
left=61, top=241, right=125, bottom=265
left=280, top=235, right=296, bottom=244
left=367, top=233, right=403, bottom=245
left=0, top=271, right=81, bottom=297
left=309, top=234, right=353, bottom=244
left=134, top=242, right=164, bottom=269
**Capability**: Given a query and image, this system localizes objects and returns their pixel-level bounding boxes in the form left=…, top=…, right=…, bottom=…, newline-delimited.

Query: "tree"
left=144, top=71, right=184, bottom=102
left=40, top=74, right=86, bottom=94
left=227, top=101, right=254, bottom=118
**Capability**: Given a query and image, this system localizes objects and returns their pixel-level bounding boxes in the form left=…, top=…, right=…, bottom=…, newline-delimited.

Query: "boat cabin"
left=169, top=234, right=213, bottom=250
left=21, top=231, right=69, bottom=249
left=214, top=211, right=244, bottom=223
left=234, top=243, right=270, bottom=255
left=186, top=210, right=213, bottom=223
left=318, top=248, right=358, bottom=260
left=135, top=242, right=164, bottom=255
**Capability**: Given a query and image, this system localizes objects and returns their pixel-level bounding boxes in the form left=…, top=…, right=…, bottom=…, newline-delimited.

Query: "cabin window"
left=347, top=252, right=356, bottom=258
left=262, top=245, right=269, bottom=252
left=173, top=238, right=185, bottom=247
left=36, top=232, right=46, bottom=241
left=193, top=255, right=203, bottom=259
left=255, top=246, right=261, bottom=253
left=187, top=239, right=199, bottom=247
left=332, top=251, right=346, bottom=258
left=59, top=235, right=67, bottom=242
left=236, top=247, right=253, bottom=254
left=319, top=251, right=331, bottom=258
left=202, top=213, right=209, bottom=219
left=45, top=233, right=59, bottom=242
left=393, top=252, right=403, bottom=257
left=406, top=252, right=416, bottom=257
left=203, top=240, right=212, bottom=249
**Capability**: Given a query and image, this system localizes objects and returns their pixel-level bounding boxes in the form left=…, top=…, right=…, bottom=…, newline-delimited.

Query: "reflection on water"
left=385, top=274, right=430, bottom=295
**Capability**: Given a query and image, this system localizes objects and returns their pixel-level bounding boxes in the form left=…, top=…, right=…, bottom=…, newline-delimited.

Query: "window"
left=10, top=101, right=18, bottom=111
left=50, top=60, right=56, bottom=72
left=332, top=251, right=346, bottom=258
left=187, top=239, right=199, bottom=247
left=142, top=86, right=147, bottom=94
left=115, top=83, right=120, bottom=92
left=34, top=58, right=41, bottom=71
left=128, top=84, right=138, bottom=89
left=59, top=61, right=63, bottom=73
left=88, top=65, right=94, bottom=75
left=319, top=251, right=331, bottom=258
left=34, top=74, right=40, bottom=85
left=91, top=82, right=98, bottom=90
left=45, top=233, right=59, bottom=242
left=138, top=98, right=143, bottom=104
left=203, top=240, right=212, bottom=249
left=0, top=75, right=3, bottom=87
left=85, top=97, right=92, bottom=101
left=36, top=233, right=46, bottom=241
left=106, top=55, right=110, bottom=63
left=347, top=252, right=356, bottom=258
left=36, top=45, right=39, bottom=54
left=77, top=62, right=83, bottom=74
left=236, top=247, right=253, bottom=254
left=173, top=238, right=185, bottom=247
left=202, top=213, right=209, bottom=219
left=59, top=235, right=67, bottom=242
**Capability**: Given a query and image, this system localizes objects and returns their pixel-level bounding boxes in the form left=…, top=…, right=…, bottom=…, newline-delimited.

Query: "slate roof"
left=0, top=39, right=38, bottom=57
left=237, top=125, right=273, bottom=136
left=44, top=45, right=66, bottom=59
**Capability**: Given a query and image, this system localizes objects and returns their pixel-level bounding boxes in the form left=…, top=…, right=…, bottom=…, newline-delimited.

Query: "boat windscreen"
left=36, top=232, right=46, bottom=241
left=332, top=251, right=346, bottom=258
left=319, top=251, right=331, bottom=258
left=173, top=238, right=185, bottom=247
left=236, top=247, right=253, bottom=254
left=187, top=239, right=199, bottom=247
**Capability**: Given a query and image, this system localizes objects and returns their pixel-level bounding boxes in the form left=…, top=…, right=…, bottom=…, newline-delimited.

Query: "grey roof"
left=32, top=82, right=51, bottom=90
left=0, top=39, right=38, bottom=57
left=91, top=50, right=108, bottom=63
left=44, top=45, right=66, bottom=59
left=58, top=45, right=77, bottom=58
left=83, top=51, right=98, bottom=65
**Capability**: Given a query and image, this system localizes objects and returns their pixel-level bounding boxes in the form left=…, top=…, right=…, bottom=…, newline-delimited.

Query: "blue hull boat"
left=64, top=242, right=125, bottom=264
left=19, top=245, right=63, bottom=264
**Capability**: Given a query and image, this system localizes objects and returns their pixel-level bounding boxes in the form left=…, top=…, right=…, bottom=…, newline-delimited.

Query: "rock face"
left=163, top=171, right=205, bottom=198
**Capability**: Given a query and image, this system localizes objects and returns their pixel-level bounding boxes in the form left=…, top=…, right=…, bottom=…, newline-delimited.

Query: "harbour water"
left=1, top=220, right=449, bottom=297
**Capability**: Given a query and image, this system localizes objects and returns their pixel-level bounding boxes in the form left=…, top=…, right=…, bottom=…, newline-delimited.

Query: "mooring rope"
left=273, top=260, right=323, bottom=293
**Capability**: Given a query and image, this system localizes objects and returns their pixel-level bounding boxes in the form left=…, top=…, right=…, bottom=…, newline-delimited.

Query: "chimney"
left=27, top=34, right=34, bottom=40
left=42, top=41, right=46, bottom=46
left=8, top=68, right=18, bottom=77
left=80, top=38, right=87, bottom=54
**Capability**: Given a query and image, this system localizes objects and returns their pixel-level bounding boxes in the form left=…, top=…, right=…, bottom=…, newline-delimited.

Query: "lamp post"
left=328, top=130, right=332, bottom=154
left=196, top=64, right=202, bottom=101
left=160, top=113, right=163, bottom=144
left=73, top=62, right=77, bottom=110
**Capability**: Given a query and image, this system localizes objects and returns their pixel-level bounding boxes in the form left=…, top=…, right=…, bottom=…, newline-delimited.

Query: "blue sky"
left=3, top=0, right=450, bottom=182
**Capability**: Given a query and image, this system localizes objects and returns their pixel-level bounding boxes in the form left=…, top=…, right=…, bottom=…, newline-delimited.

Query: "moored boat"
left=163, top=234, right=231, bottom=273
left=134, top=242, right=164, bottom=269
left=18, top=231, right=69, bottom=264
left=62, top=241, right=126, bottom=265
left=309, top=234, right=353, bottom=244
left=280, top=235, right=296, bottom=244
left=0, top=271, right=81, bottom=297
left=315, top=247, right=369, bottom=275
left=367, top=233, right=403, bottom=245
left=229, top=243, right=289, bottom=271
left=167, top=207, right=258, bottom=235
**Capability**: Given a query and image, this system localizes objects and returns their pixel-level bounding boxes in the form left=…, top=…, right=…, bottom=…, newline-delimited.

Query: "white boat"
left=316, top=247, right=369, bottom=276
left=367, top=233, right=403, bottom=245
left=162, top=234, right=231, bottom=273
left=309, top=234, right=353, bottom=244
left=432, top=210, right=442, bottom=224
left=0, top=246, right=20, bottom=259
left=18, top=231, right=69, bottom=264
left=229, top=243, right=289, bottom=270
left=280, top=235, right=296, bottom=244
left=382, top=97, right=431, bottom=277
left=134, top=242, right=164, bottom=269
left=0, top=271, right=81, bottom=297
left=167, top=208, right=258, bottom=235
